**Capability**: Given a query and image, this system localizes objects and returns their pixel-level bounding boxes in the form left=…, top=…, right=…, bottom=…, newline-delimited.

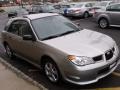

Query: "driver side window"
left=18, top=20, right=33, bottom=37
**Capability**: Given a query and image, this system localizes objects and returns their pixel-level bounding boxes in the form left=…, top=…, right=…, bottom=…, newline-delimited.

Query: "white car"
left=93, top=1, right=115, bottom=10
left=66, top=1, right=96, bottom=18
left=89, top=1, right=115, bottom=16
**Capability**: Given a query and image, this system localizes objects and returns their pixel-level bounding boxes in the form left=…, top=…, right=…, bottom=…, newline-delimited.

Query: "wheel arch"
left=83, top=11, right=89, bottom=18
left=40, top=55, right=58, bottom=69
left=40, top=55, right=63, bottom=79
left=98, top=15, right=110, bottom=24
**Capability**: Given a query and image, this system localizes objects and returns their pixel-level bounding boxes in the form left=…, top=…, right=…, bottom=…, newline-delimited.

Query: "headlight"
left=67, top=55, right=95, bottom=66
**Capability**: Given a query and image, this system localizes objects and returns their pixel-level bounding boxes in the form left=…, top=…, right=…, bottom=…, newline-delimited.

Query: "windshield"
left=31, top=15, right=80, bottom=40
left=73, top=3, right=83, bottom=8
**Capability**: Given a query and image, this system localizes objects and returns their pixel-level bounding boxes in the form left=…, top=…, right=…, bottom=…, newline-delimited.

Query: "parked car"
left=93, top=1, right=115, bottom=10
left=7, top=8, right=28, bottom=18
left=89, top=1, right=115, bottom=16
left=28, top=4, right=59, bottom=14
left=53, top=2, right=77, bottom=15
left=66, top=1, right=96, bottom=18
left=93, top=3, right=120, bottom=28
left=1, top=13, right=119, bottom=85
left=8, top=10, right=17, bottom=18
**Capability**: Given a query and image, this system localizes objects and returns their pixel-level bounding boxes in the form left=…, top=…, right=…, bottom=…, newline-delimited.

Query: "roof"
left=24, top=13, right=59, bottom=20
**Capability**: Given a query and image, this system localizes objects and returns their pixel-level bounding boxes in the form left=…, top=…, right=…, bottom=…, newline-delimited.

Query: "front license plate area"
left=110, top=62, right=116, bottom=69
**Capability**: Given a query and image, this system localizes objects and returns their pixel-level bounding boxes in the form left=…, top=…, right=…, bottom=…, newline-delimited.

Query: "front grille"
left=105, top=47, right=115, bottom=61
left=93, top=55, right=103, bottom=62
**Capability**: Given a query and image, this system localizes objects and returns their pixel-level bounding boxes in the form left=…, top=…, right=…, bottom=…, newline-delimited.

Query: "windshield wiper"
left=59, top=30, right=75, bottom=36
left=59, top=29, right=80, bottom=36
left=42, top=30, right=79, bottom=40
left=42, top=35, right=59, bottom=40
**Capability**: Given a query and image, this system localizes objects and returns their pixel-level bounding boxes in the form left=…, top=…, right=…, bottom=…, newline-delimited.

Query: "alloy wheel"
left=99, top=18, right=108, bottom=29
left=44, top=61, right=59, bottom=83
left=5, top=45, right=13, bottom=58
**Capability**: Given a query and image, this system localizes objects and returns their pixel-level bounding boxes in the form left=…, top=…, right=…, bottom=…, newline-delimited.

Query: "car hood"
left=44, top=29, right=115, bottom=57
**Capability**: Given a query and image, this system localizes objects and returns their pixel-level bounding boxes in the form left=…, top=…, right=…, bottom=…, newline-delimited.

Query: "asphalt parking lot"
left=0, top=13, right=120, bottom=90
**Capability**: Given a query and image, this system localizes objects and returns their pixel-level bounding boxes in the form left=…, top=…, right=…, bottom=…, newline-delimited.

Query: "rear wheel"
left=4, top=44, right=14, bottom=58
left=98, top=18, right=109, bottom=29
left=83, top=12, right=89, bottom=18
left=44, top=60, right=61, bottom=83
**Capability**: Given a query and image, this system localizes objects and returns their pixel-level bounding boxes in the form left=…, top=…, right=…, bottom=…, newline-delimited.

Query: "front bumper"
left=62, top=53, right=120, bottom=85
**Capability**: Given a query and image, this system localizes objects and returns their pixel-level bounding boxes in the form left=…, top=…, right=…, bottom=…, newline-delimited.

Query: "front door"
left=14, top=20, right=43, bottom=64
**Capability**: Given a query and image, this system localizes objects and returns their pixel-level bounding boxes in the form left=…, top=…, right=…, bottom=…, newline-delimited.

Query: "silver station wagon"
left=1, top=13, right=120, bottom=85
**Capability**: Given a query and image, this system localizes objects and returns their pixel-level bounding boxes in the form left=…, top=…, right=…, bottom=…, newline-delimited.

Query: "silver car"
left=66, top=2, right=96, bottom=18
left=1, top=13, right=120, bottom=85
left=89, top=1, right=115, bottom=16
left=94, top=3, right=120, bottom=28
left=93, top=1, right=115, bottom=10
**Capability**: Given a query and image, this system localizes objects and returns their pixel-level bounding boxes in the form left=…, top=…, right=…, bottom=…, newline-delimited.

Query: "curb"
left=0, top=57, right=47, bottom=90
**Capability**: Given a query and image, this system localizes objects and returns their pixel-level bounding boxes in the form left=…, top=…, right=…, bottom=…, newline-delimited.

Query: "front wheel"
left=44, top=61, right=61, bottom=83
left=98, top=18, right=109, bottom=29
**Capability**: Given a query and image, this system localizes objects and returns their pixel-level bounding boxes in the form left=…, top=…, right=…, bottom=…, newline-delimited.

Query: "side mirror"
left=23, top=35, right=35, bottom=41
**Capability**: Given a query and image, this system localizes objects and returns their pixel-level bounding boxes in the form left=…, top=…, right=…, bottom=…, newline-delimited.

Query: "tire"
left=4, top=44, right=14, bottom=58
left=98, top=18, right=109, bottom=29
left=44, top=60, right=61, bottom=83
left=83, top=12, right=89, bottom=18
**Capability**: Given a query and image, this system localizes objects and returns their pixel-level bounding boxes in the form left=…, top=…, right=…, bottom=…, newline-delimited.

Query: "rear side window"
left=107, top=4, right=120, bottom=11
left=7, top=20, right=20, bottom=35
left=7, top=20, right=33, bottom=37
